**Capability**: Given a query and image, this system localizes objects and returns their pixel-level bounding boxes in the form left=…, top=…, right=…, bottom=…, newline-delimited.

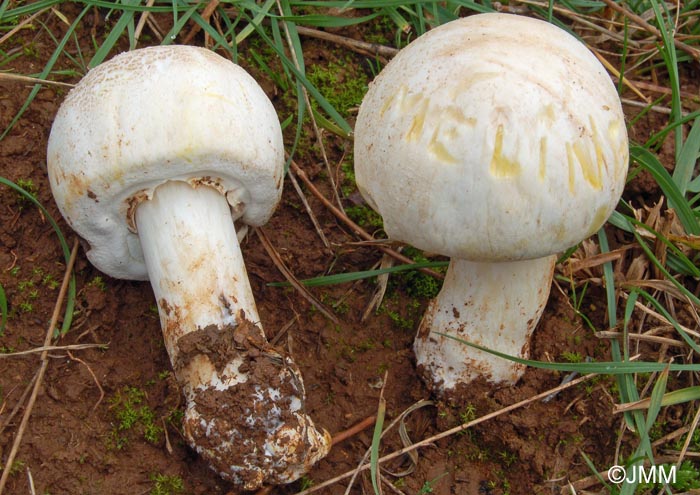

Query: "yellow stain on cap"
left=406, top=96, right=430, bottom=142
left=589, top=117, right=608, bottom=175
left=538, top=104, right=556, bottom=127
left=538, top=137, right=547, bottom=181
left=428, top=124, right=458, bottom=164
left=489, top=124, right=521, bottom=178
left=584, top=204, right=611, bottom=238
left=572, top=140, right=602, bottom=190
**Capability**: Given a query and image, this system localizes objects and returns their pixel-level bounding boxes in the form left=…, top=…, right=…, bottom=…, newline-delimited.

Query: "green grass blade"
left=0, top=178, right=76, bottom=336
left=272, top=1, right=311, bottom=167
left=268, top=260, right=448, bottom=287
left=680, top=117, right=700, bottom=193
left=599, top=228, right=638, bottom=431
left=234, top=0, right=277, bottom=45
left=437, top=333, right=700, bottom=374
left=640, top=366, right=669, bottom=459
left=654, top=386, right=700, bottom=407
left=634, top=289, right=700, bottom=354
left=188, top=10, right=236, bottom=60
left=88, top=0, right=139, bottom=67
left=615, top=211, right=700, bottom=277
left=628, top=225, right=700, bottom=307
left=630, top=145, right=699, bottom=235
left=245, top=13, right=352, bottom=135
left=649, top=0, right=682, bottom=160
left=580, top=451, right=613, bottom=491
left=1, top=5, right=89, bottom=141
left=160, top=3, right=199, bottom=46
left=273, top=11, right=379, bottom=27
left=370, top=393, right=385, bottom=495
left=1, top=0, right=61, bottom=19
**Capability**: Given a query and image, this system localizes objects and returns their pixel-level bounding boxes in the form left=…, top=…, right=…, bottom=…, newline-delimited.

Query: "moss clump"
left=390, top=247, right=444, bottom=299
left=108, top=386, right=163, bottom=449
left=307, top=58, right=368, bottom=117
left=345, top=205, right=383, bottom=229
left=150, top=473, right=185, bottom=495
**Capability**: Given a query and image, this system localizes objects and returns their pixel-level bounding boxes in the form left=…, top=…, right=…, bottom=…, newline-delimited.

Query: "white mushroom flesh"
left=46, top=46, right=331, bottom=488
left=354, top=13, right=629, bottom=392
left=136, top=181, right=330, bottom=489
left=414, top=256, right=555, bottom=388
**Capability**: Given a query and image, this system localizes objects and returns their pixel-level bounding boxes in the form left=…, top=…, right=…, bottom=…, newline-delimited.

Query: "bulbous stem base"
left=414, top=256, right=556, bottom=392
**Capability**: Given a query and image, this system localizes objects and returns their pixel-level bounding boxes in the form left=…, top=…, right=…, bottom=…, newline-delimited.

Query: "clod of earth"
left=45, top=45, right=330, bottom=489
left=353, top=13, right=629, bottom=393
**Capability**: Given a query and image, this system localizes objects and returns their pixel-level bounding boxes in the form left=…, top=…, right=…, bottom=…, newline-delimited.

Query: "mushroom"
left=354, top=14, right=629, bottom=393
left=46, top=45, right=330, bottom=489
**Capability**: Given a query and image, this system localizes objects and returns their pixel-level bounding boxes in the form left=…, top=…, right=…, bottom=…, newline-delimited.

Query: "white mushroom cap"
left=355, top=13, right=629, bottom=262
left=47, top=45, right=284, bottom=280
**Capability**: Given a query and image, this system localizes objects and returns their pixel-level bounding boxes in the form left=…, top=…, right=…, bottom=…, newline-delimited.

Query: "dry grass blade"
left=361, top=254, right=393, bottom=323
left=295, top=375, right=597, bottom=495
left=26, top=467, right=35, bottom=495
left=287, top=166, right=332, bottom=252
left=598, top=0, right=700, bottom=61
left=564, top=246, right=632, bottom=273
left=0, top=7, right=49, bottom=46
left=276, top=2, right=342, bottom=211
left=0, top=73, right=74, bottom=88
left=0, top=374, right=38, bottom=440
left=561, top=464, right=613, bottom=494
left=133, top=0, right=156, bottom=43
left=588, top=47, right=650, bottom=102
left=595, top=330, right=686, bottom=348
left=182, top=0, right=219, bottom=45
left=620, top=291, right=700, bottom=338
left=674, top=406, right=700, bottom=467
left=66, top=350, right=105, bottom=411
left=254, top=226, right=340, bottom=326
left=0, top=343, right=106, bottom=358
left=620, top=97, right=675, bottom=115
left=0, top=238, right=79, bottom=495
left=296, top=25, right=398, bottom=60
left=339, top=399, right=434, bottom=495
left=381, top=400, right=435, bottom=478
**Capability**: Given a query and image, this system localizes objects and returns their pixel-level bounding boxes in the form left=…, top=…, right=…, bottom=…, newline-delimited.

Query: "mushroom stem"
left=136, top=180, right=262, bottom=354
left=135, top=180, right=331, bottom=489
left=414, top=255, right=556, bottom=391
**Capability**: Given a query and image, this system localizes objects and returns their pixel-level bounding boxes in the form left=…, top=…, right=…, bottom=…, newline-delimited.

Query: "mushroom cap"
left=354, top=13, right=629, bottom=262
left=47, top=45, right=284, bottom=280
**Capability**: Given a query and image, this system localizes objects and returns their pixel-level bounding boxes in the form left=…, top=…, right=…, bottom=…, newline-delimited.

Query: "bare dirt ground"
left=0, top=4, right=697, bottom=495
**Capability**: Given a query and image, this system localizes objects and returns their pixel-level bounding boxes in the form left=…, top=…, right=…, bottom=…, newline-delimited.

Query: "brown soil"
left=0, top=5, right=694, bottom=495
left=176, top=318, right=331, bottom=490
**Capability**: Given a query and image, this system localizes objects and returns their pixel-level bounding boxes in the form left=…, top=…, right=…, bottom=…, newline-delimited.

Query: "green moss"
left=307, top=58, right=368, bottom=117
left=150, top=473, right=185, bottom=495
left=345, top=205, right=383, bottom=229
left=561, top=351, right=584, bottom=363
left=87, top=275, right=107, bottom=291
left=108, top=386, right=163, bottom=449
left=14, top=178, right=37, bottom=209
left=340, top=160, right=357, bottom=197
left=389, top=247, right=444, bottom=299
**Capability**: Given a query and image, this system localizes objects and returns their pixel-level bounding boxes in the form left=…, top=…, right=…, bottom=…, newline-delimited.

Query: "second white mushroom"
left=354, top=13, right=629, bottom=393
